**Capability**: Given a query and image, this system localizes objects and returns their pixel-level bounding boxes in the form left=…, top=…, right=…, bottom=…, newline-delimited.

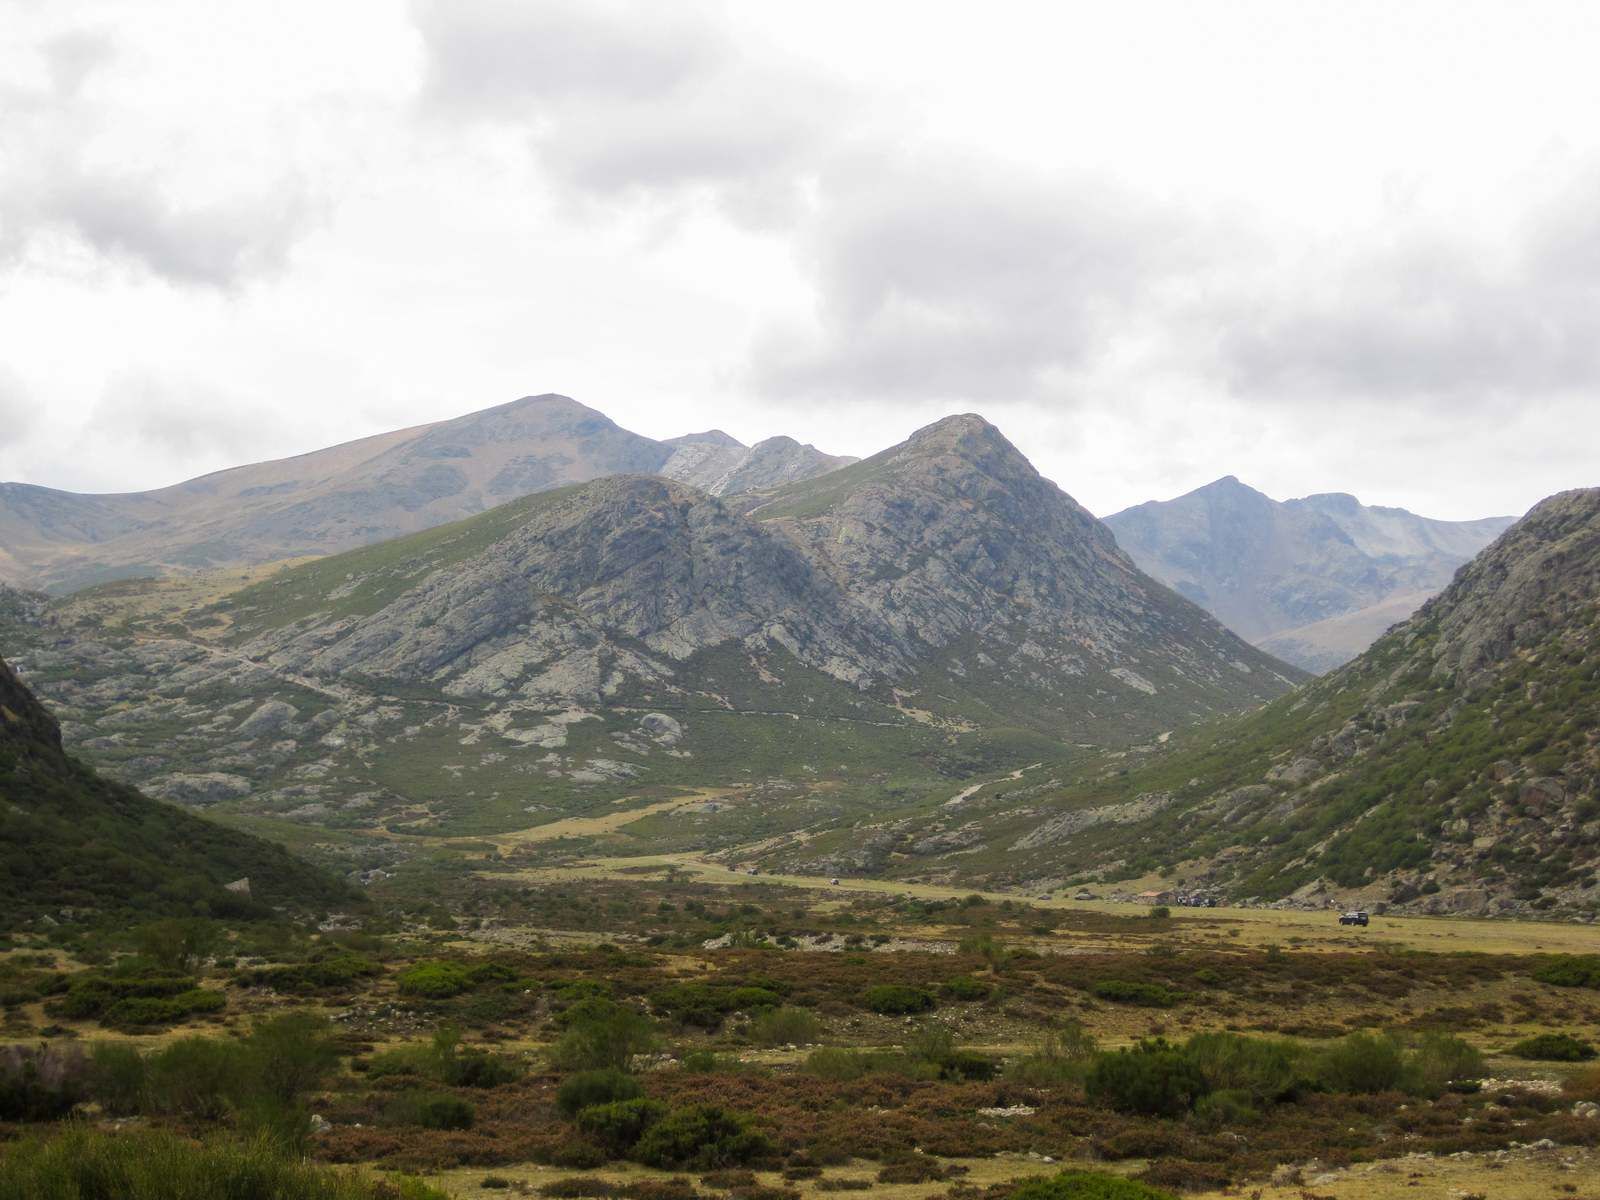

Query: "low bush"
left=1182, top=1032, right=1300, bottom=1104
left=88, top=1042, right=147, bottom=1116
left=241, top=955, right=381, bottom=995
left=575, top=1097, right=668, bottom=1153
left=940, top=976, right=993, bottom=1001
left=1086, top=1041, right=1208, bottom=1117
left=862, top=985, right=934, bottom=1015
left=750, top=1006, right=820, bottom=1046
left=1008, top=1171, right=1176, bottom=1200
left=557, top=1068, right=643, bottom=1117
left=1190, top=1088, right=1260, bottom=1131
left=397, top=962, right=475, bottom=1000
left=1090, top=980, right=1177, bottom=1008
left=383, top=1091, right=476, bottom=1130
left=145, top=1037, right=239, bottom=1120
left=633, top=1105, right=773, bottom=1170
left=1315, top=1032, right=1408, bottom=1094
left=1009, top=1020, right=1097, bottom=1087
left=367, top=1027, right=522, bottom=1088
left=1531, top=954, right=1600, bottom=989
left=1510, top=1033, right=1597, bottom=1062
left=550, top=1008, right=659, bottom=1072
left=0, top=1128, right=448, bottom=1200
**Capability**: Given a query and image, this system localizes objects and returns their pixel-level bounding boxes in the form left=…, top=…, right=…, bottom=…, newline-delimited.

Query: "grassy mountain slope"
left=0, top=654, right=350, bottom=926
left=854, top=488, right=1599, bottom=916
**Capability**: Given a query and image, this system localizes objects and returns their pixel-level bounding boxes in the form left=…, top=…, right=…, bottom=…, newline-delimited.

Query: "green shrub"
left=1086, top=1041, right=1208, bottom=1117
left=1531, top=955, right=1600, bottom=989
left=863, top=985, right=934, bottom=1014
left=88, top=1042, right=147, bottom=1116
left=53, top=972, right=200, bottom=1021
left=940, top=976, right=993, bottom=1001
left=0, top=1128, right=448, bottom=1200
left=384, top=1091, right=476, bottom=1130
left=550, top=1008, right=659, bottom=1072
left=145, top=1037, right=240, bottom=1120
left=1090, top=980, right=1177, bottom=1008
left=105, top=988, right=225, bottom=1029
left=1409, top=1032, right=1485, bottom=1091
left=367, top=1026, right=520, bottom=1088
left=633, top=1104, right=772, bottom=1170
left=575, top=1097, right=668, bottom=1153
left=1181, top=1032, right=1301, bottom=1104
left=243, top=955, right=381, bottom=995
left=1315, top=1033, right=1408, bottom=1093
left=1190, top=1088, right=1260, bottom=1131
left=750, top=1006, right=821, bottom=1046
left=1008, top=1171, right=1176, bottom=1200
left=1510, top=1033, right=1597, bottom=1062
left=557, top=1069, right=643, bottom=1117
left=397, top=961, right=475, bottom=1000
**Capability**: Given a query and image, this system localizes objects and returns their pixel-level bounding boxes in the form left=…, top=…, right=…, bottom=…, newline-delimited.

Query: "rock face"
left=973, top=488, right=1600, bottom=916
left=235, top=414, right=1300, bottom=733
left=0, top=395, right=852, bottom=593
left=659, top=433, right=855, bottom=497
left=1105, top=476, right=1515, bottom=672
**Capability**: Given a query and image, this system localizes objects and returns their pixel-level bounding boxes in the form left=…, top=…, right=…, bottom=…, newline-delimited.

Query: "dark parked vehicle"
left=1338, top=910, right=1370, bottom=926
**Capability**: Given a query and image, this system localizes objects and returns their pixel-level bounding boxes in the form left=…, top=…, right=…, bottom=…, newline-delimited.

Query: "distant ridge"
left=0, top=394, right=852, bottom=593
left=1105, top=476, right=1515, bottom=671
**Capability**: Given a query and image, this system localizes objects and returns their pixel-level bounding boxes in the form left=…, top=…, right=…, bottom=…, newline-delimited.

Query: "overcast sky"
left=3, top=1, right=1598, bottom=520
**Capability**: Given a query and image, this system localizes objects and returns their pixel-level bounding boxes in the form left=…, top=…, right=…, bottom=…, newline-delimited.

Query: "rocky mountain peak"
left=1422, top=486, right=1600, bottom=681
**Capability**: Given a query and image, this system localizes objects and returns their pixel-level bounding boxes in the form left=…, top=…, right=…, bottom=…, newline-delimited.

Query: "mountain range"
left=801, top=487, right=1599, bottom=916
left=1105, top=476, right=1515, bottom=672
left=1, top=414, right=1299, bottom=842
left=0, top=394, right=852, bottom=594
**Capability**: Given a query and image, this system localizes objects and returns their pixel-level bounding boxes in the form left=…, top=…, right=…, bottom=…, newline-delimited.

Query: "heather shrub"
left=1008, top=1171, right=1176, bottom=1200
left=0, top=1128, right=448, bottom=1200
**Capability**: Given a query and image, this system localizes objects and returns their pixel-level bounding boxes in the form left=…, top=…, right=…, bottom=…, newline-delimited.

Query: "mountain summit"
left=0, top=394, right=852, bottom=593
left=8, top=414, right=1302, bottom=838
left=1105, top=477, right=1515, bottom=671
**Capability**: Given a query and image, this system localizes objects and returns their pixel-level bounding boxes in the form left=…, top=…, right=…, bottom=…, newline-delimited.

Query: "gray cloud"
left=0, top=31, right=318, bottom=288
left=90, top=374, right=284, bottom=464
left=0, top=369, right=36, bottom=450
left=41, top=28, right=114, bottom=97
left=1216, top=181, right=1600, bottom=407
left=749, top=149, right=1211, bottom=402
left=413, top=0, right=843, bottom=225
